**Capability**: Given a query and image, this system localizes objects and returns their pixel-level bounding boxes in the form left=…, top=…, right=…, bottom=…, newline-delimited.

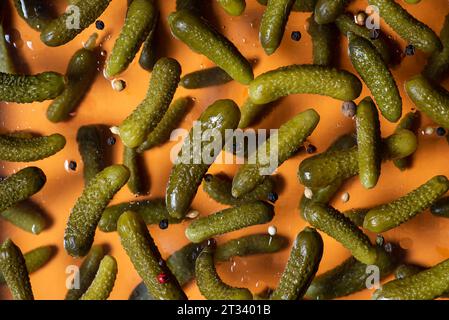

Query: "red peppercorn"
left=157, top=273, right=170, bottom=284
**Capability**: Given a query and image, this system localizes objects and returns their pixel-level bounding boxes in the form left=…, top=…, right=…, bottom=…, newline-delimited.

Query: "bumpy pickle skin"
left=0, top=72, right=65, bottom=103
left=105, top=0, right=157, bottom=78
left=237, top=98, right=269, bottom=129
left=373, top=257, right=449, bottom=300
left=314, top=0, right=351, bottom=24
left=179, top=67, right=233, bottom=89
left=99, top=199, right=183, bottom=232
left=248, top=65, right=362, bottom=105
left=168, top=10, right=253, bottom=84
left=271, top=228, right=323, bottom=300
left=129, top=242, right=205, bottom=299
left=215, top=234, right=288, bottom=261
left=136, top=97, right=190, bottom=152
left=394, top=264, right=449, bottom=298
left=335, top=13, right=390, bottom=63
left=259, top=0, right=295, bottom=55
left=232, top=109, right=319, bottom=197
left=130, top=234, right=288, bottom=299
left=394, top=264, right=424, bottom=280
left=0, top=201, right=47, bottom=234
left=298, top=181, right=343, bottom=220
left=65, top=245, right=105, bottom=300
left=13, top=0, right=52, bottom=31
left=297, top=129, right=417, bottom=188
left=297, top=132, right=358, bottom=220
left=343, top=208, right=369, bottom=227
left=64, top=165, right=130, bottom=257
left=139, top=13, right=159, bottom=71
left=0, top=133, right=66, bottom=162
left=185, top=201, right=275, bottom=243
left=368, top=0, right=441, bottom=54
left=0, top=245, right=55, bottom=284
left=167, top=242, right=207, bottom=287
left=76, top=125, right=104, bottom=185
left=363, top=175, right=449, bottom=233
left=0, top=167, right=46, bottom=213
left=123, top=147, right=146, bottom=195
left=393, top=112, right=419, bottom=171
left=349, top=33, right=402, bottom=122
left=0, top=239, right=34, bottom=300
left=203, top=174, right=276, bottom=206
left=303, top=203, right=377, bottom=265
left=430, top=196, right=449, bottom=218
left=129, top=282, right=157, bottom=300
left=423, top=14, right=449, bottom=81
left=217, top=0, right=246, bottom=16
left=40, top=0, right=111, bottom=47
left=356, top=97, right=381, bottom=189
left=117, top=211, right=187, bottom=300
left=47, top=35, right=99, bottom=123
left=118, top=57, right=181, bottom=149
left=305, top=246, right=398, bottom=299
left=166, top=99, right=240, bottom=219
left=167, top=235, right=282, bottom=285
left=196, top=246, right=253, bottom=300
left=405, top=75, right=449, bottom=128
left=79, top=256, right=118, bottom=300
left=80, top=256, right=118, bottom=300
left=307, top=15, right=338, bottom=66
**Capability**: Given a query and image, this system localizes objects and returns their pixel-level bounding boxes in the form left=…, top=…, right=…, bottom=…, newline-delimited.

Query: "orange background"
left=1, top=0, right=449, bottom=300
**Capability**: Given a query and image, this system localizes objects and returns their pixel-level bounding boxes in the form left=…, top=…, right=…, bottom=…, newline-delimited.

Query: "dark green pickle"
left=305, top=246, right=399, bottom=299
left=139, top=13, right=159, bottom=71
left=0, top=167, right=46, bottom=213
left=136, top=97, right=190, bottom=152
left=118, top=211, right=187, bottom=300
left=203, top=174, right=276, bottom=206
left=431, top=196, right=449, bottom=218
left=129, top=234, right=288, bottom=300
left=0, top=72, right=65, bottom=103
left=105, top=0, right=157, bottom=77
left=40, top=0, right=111, bottom=47
left=0, top=239, right=34, bottom=300
left=76, top=125, right=105, bottom=185
left=307, top=15, right=338, bottom=66
left=47, top=35, right=99, bottom=123
left=65, top=245, right=105, bottom=300
left=314, top=0, right=351, bottom=24
left=393, top=112, right=419, bottom=171
left=123, top=147, right=146, bottom=195
left=166, top=99, right=240, bottom=219
left=13, top=0, right=53, bottom=31
left=64, top=165, right=130, bottom=257
left=179, top=67, right=233, bottom=89
left=0, top=245, right=55, bottom=284
left=270, top=228, right=323, bottom=300
left=99, top=199, right=183, bottom=232
left=196, top=246, right=253, bottom=300
left=0, top=133, right=66, bottom=162
left=0, top=201, right=47, bottom=234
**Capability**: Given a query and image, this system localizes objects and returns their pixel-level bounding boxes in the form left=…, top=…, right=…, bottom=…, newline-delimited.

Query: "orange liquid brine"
left=1, top=0, right=449, bottom=300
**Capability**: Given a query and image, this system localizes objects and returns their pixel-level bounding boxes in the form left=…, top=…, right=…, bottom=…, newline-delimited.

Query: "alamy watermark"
left=169, top=122, right=279, bottom=176
left=365, top=5, right=380, bottom=31
left=59, top=4, right=81, bottom=30
left=365, top=265, right=381, bottom=290
left=66, top=265, right=80, bottom=290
